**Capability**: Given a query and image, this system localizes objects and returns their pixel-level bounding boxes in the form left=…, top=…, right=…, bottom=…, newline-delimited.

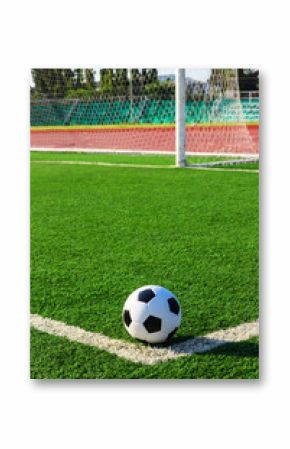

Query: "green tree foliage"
left=208, top=69, right=259, bottom=97
left=31, top=68, right=173, bottom=100
left=99, top=68, right=167, bottom=97
left=31, top=69, right=73, bottom=98
left=85, top=69, right=96, bottom=89
left=31, top=68, right=97, bottom=99
left=147, top=69, right=158, bottom=84
left=114, top=69, right=129, bottom=95
left=131, top=69, right=141, bottom=95
left=74, top=69, right=83, bottom=88
left=144, top=80, right=175, bottom=99
left=100, top=68, right=114, bottom=95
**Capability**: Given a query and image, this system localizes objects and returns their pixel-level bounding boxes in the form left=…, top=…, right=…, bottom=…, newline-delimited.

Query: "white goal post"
left=174, top=68, right=259, bottom=167
left=30, top=68, right=259, bottom=161
left=175, top=68, right=186, bottom=167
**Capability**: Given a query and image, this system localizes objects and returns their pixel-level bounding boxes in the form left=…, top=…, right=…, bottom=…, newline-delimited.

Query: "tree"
left=144, top=79, right=174, bottom=99
left=208, top=69, right=259, bottom=98
left=74, top=69, right=84, bottom=88
left=100, top=68, right=114, bottom=94
left=31, top=69, right=78, bottom=98
left=147, top=69, right=158, bottom=84
left=115, top=69, right=129, bottom=96
left=85, top=69, right=96, bottom=89
left=31, top=69, right=71, bottom=98
left=31, top=68, right=164, bottom=99
left=131, top=69, right=141, bottom=95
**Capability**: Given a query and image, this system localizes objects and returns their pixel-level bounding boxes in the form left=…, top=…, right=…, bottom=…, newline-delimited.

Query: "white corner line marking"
left=30, top=314, right=259, bottom=365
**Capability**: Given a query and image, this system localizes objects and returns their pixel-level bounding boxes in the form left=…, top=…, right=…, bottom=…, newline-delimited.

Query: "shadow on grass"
left=155, top=336, right=259, bottom=359
left=207, top=340, right=259, bottom=358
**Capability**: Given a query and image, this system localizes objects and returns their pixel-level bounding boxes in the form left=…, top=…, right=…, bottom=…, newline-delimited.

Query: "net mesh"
left=31, top=69, right=175, bottom=152
left=30, top=68, right=259, bottom=155
left=185, top=69, right=259, bottom=155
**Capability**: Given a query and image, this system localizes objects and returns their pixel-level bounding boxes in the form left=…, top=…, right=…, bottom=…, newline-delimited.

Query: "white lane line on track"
left=31, top=160, right=259, bottom=173
left=30, top=314, right=259, bottom=365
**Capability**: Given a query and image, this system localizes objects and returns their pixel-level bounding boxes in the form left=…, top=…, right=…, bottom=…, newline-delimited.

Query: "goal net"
left=30, top=68, right=259, bottom=161
left=30, top=69, right=175, bottom=153
left=184, top=69, right=259, bottom=161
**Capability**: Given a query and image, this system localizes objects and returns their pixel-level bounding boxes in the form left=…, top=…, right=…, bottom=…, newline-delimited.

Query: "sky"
left=92, top=68, right=211, bottom=82
left=159, top=68, right=211, bottom=81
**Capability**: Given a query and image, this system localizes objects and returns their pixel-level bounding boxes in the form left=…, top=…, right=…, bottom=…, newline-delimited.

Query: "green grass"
left=30, top=150, right=244, bottom=166
left=30, top=152, right=259, bottom=379
left=30, top=328, right=259, bottom=379
left=217, top=162, right=259, bottom=170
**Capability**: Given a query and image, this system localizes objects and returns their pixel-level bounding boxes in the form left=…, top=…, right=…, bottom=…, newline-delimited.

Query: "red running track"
left=31, top=125, right=259, bottom=154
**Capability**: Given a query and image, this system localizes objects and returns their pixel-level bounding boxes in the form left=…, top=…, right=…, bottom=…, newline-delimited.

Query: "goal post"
left=30, top=68, right=259, bottom=160
left=175, top=69, right=186, bottom=167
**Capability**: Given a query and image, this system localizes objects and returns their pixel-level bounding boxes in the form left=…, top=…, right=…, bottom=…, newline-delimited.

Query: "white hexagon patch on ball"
left=122, top=285, right=181, bottom=344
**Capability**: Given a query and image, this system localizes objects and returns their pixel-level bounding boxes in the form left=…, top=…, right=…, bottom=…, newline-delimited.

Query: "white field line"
left=187, top=166, right=259, bottom=174
left=30, top=147, right=258, bottom=158
left=188, top=157, right=258, bottom=167
left=31, top=160, right=258, bottom=173
left=30, top=314, right=259, bottom=365
left=31, top=160, right=175, bottom=169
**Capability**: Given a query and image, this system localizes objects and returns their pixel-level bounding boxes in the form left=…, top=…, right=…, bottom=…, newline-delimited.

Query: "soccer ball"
left=122, top=285, right=181, bottom=344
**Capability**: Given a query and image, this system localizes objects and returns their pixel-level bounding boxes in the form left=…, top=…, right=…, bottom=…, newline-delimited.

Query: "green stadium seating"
left=31, top=97, right=259, bottom=127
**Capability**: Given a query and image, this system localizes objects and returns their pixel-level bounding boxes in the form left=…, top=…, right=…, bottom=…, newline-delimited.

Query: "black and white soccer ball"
left=122, top=285, right=181, bottom=344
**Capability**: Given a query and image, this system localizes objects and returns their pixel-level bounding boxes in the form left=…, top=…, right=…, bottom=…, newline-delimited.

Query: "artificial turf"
left=217, top=162, right=259, bottom=170
left=30, top=328, right=259, bottom=379
left=30, top=152, right=259, bottom=379
left=30, top=151, right=246, bottom=166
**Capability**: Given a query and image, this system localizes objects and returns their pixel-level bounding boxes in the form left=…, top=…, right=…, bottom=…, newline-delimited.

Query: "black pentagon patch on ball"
left=138, top=288, right=155, bottom=303
left=143, top=315, right=162, bottom=333
left=168, top=297, right=180, bottom=315
left=123, top=310, right=132, bottom=327
left=167, top=327, right=178, bottom=341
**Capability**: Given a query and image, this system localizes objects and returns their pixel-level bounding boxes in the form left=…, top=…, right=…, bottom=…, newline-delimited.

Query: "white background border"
left=1, top=1, right=290, bottom=448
